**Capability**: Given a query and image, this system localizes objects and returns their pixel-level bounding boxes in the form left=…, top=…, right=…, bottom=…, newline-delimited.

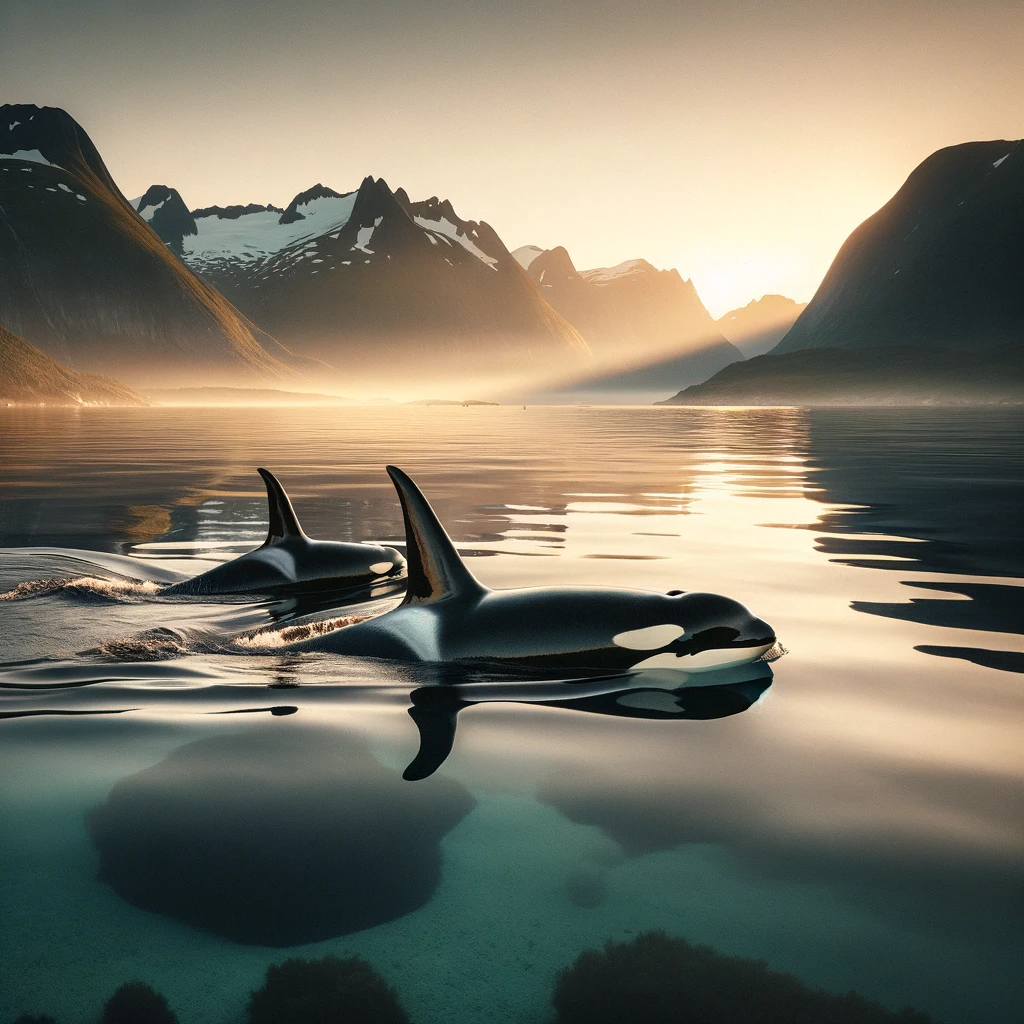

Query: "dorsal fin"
left=386, top=466, right=484, bottom=605
left=257, top=468, right=305, bottom=544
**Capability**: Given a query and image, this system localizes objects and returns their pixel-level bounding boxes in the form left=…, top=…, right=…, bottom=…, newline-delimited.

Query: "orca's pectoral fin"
left=386, top=466, right=484, bottom=605
left=257, top=468, right=306, bottom=545
left=403, top=687, right=470, bottom=781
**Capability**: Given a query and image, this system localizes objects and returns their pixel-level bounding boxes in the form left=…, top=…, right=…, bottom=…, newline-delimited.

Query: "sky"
left=3, top=0, right=1022, bottom=317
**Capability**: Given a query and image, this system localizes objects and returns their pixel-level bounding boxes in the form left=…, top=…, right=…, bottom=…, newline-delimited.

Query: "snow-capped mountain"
left=510, top=244, right=742, bottom=391
left=0, top=104, right=300, bottom=386
left=141, top=176, right=588, bottom=379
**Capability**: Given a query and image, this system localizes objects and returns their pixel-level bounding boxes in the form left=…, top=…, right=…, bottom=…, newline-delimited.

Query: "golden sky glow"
left=5, top=0, right=1022, bottom=315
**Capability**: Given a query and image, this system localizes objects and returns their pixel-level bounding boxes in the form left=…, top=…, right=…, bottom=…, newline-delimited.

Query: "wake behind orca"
left=164, top=468, right=406, bottom=598
left=287, top=467, right=777, bottom=673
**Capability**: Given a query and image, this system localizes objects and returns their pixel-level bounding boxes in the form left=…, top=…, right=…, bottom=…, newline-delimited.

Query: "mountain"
left=0, top=104, right=300, bottom=386
left=509, top=246, right=742, bottom=400
left=0, top=325, right=146, bottom=405
left=132, top=185, right=198, bottom=252
left=716, top=295, right=807, bottom=358
left=665, top=139, right=1024, bottom=405
left=144, top=176, right=589, bottom=383
left=658, top=343, right=1024, bottom=406
left=512, top=245, right=736, bottom=360
left=775, top=140, right=1023, bottom=354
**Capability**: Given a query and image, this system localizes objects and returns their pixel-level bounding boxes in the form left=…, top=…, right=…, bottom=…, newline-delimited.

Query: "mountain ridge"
left=665, top=138, right=1024, bottom=405
left=0, top=104, right=303, bottom=387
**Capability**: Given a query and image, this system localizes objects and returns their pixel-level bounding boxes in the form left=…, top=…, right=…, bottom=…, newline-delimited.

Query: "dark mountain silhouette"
left=150, top=176, right=589, bottom=381
left=660, top=343, right=1024, bottom=406
left=132, top=185, right=197, bottom=252
left=776, top=140, right=1023, bottom=354
left=511, top=245, right=742, bottom=399
left=717, top=294, right=807, bottom=357
left=0, top=104, right=301, bottom=386
left=665, top=140, right=1024, bottom=404
left=0, top=324, right=145, bottom=404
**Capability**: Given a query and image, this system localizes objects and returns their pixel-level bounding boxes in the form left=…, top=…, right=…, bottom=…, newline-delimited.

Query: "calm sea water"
left=0, top=405, right=1021, bottom=1024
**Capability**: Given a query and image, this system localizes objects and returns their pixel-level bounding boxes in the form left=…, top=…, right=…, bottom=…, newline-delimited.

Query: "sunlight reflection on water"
left=0, top=405, right=1021, bottom=1024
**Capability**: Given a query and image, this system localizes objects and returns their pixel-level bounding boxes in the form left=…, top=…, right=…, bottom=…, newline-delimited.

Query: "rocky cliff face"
left=0, top=104, right=300, bottom=386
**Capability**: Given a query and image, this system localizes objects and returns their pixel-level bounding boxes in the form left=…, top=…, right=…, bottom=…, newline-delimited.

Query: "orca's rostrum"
left=287, top=466, right=777, bottom=672
left=164, top=468, right=405, bottom=597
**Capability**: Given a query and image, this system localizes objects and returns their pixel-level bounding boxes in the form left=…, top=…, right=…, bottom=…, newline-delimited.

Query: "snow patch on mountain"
left=184, top=191, right=357, bottom=267
left=512, top=245, right=544, bottom=270
left=0, top=149, right=55, bottom=167
left=414, top=215, right=498, bottom=269
left=580, top=259, right=655, bottom=284
left=139, top=197, right=167, bottom=221
left=993, top=153, right=1009, bottom=169
left=353, top=216, right=382, bottom=254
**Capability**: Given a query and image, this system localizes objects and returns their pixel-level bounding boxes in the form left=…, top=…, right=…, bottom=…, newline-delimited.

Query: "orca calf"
left=164, top=469, right=405, bottom=597
left=286, top=467, right=776, bottom=671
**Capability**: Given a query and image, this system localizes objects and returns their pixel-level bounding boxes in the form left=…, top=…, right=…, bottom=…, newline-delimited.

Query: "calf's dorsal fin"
left=257, top=468, right=306, bottom=544
left=386, top=466, right=484, bottom=605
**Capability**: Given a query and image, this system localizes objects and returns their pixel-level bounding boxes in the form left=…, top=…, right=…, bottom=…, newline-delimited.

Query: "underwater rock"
left=552, top=931, right=938, bottom=1024
left=248, top=955, right=409, bottom=1024
left=86, top=726, right=475, bottom=946
left=537, top=769, right=741, bottom=856
left=99, top=982, right=177, bottom=1024
left=563, top=870, right=606, bottom=909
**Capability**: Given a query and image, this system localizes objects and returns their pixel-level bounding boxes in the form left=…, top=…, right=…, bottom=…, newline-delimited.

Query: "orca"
left=286, top=466, right=776, bottom=673
left=164, top=468, right=406, bottom=597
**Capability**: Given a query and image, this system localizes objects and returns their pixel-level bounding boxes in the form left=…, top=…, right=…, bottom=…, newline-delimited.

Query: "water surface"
left=1, top=406, right=1021, bottom=1024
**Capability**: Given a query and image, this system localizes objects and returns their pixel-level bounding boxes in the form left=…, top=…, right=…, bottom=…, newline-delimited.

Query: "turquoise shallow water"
left=0, top=406, right=1021, bottom=1024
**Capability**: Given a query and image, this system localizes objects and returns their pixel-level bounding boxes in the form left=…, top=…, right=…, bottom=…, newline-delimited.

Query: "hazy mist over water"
left=0, top=405, right=1021, bottom=1024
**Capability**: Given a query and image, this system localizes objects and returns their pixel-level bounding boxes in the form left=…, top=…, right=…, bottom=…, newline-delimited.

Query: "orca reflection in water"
left=288, top=466, right=777, bottom=673
left=402, top=661, right=774, bottom=780
left=164, top=468, right=406, bottom=598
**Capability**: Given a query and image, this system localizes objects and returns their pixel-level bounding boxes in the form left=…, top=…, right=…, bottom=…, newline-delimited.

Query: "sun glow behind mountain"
left=4, top=0, right=1021, bottom=316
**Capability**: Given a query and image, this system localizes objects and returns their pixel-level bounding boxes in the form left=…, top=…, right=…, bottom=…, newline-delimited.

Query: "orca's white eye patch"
left=369, top=562, right=393, bottom=574
left=612, top=624, right=686, bottom=650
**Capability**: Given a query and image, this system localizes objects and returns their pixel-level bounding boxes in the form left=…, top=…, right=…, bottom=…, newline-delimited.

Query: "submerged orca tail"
left=386, top=466, right=484, bottom=605
left=257, top=468, right=306, bottom=544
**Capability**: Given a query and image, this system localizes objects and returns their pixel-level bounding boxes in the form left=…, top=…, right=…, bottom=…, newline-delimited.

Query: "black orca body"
left=287, top=467, right=776, bottom=671
left=164, top=469, right=406, bottom=598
